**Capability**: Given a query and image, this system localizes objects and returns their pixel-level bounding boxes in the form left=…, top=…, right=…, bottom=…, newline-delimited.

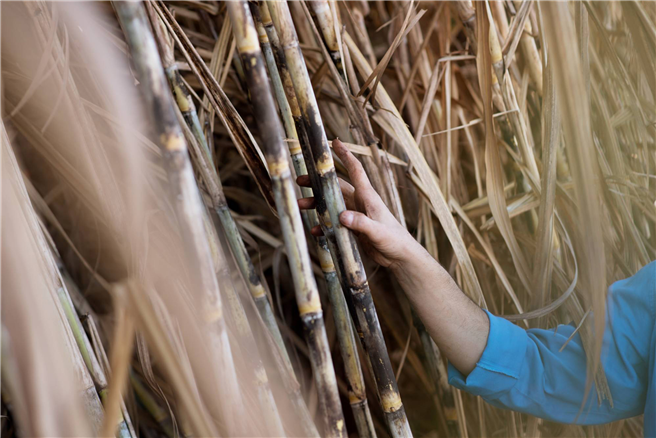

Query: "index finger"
left=332, top=139, right=372, bottom=192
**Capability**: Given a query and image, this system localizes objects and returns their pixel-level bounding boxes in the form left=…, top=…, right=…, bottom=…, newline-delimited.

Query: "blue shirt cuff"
left=448, top=310, right=529, bottom=398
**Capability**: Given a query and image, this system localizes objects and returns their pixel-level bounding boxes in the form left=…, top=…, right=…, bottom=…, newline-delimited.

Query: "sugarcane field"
left=1, top=0, right=655, bottom=437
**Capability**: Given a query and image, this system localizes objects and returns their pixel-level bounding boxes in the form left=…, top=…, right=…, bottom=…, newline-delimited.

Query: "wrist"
left=388, top=235, right=430, bottom=276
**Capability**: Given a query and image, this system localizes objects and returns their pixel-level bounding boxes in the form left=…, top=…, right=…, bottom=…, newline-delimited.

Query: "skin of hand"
left=297, top=139, right=490, bottom=375
left=297, top=140, right=425, bottom=269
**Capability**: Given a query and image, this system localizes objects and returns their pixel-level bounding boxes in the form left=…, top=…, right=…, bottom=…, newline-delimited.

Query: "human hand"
left=297, top=139, right=424, bottom=269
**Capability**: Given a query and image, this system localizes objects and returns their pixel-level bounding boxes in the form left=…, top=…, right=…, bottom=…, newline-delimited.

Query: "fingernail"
left=340, top=211, right=353, bottom=226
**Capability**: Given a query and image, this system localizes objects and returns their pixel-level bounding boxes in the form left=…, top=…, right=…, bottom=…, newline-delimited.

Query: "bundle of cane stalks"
left=1, top=1, right=653, bottom=437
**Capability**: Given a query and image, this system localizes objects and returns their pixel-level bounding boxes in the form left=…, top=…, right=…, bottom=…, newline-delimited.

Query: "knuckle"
left=352, top=214, right=367, bottom=230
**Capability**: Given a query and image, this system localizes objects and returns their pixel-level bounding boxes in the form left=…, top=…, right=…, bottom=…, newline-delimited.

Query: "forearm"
left=390, top=242, right=489, bottom=375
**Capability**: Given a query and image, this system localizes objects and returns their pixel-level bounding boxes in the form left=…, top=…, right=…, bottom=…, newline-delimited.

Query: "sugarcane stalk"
left=264, top=2, right=412, bottom=436
left=56, top=285, right=135, bottom=438
left=206, top=219, right=272, bottom=415
left=253, top=6, right=376, bottom=436
left=147, top=6, right=295, bottom=435
left=82, top=314, right=138, bottom=438
left=331, top=13, right=462, bottom=435
left=256, top=2, right=317, bottom=198
left=56, top=285, right=106, bottom=389
left=114, top=3, right=246, bottom=434
left=317, top=239, right=377, bottom=437
left=308, top=0, right=345, bottom=80
left=99, top=288, right=136, bottom=438
left=204, top=212, right=287, bottom=437
left=147, top=4, right=320, bottom=435
left=2, top=127, right=104, bottom=436
left=300, top=0, right=401, bottom=225
left=148, top=8, right=284, bottom=421
left=129, top=371, right=175, bottom=438
left=456, top=0, right=478, bottom=53
left=412, top=311, right=458, bottom=436
left=154, top=3, right=278, bottom=217
left=57, top=266, right=141, bottom=438
left=228, top=2, right=347, bottom=436
left=250, top=4, right=299, bottom=166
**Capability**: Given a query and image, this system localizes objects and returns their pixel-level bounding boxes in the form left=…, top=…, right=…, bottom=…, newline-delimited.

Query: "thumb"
left=339, top=210, right=380, bottom=239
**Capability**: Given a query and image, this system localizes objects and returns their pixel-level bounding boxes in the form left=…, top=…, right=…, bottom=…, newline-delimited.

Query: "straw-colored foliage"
left=1, top=1, right=653, bottom=437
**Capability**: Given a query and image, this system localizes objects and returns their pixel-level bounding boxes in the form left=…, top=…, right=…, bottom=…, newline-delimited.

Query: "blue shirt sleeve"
left=448, top=261, right=655, bottom=424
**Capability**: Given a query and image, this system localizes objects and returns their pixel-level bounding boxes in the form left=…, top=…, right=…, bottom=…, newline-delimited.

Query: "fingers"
left=333, top=139, right=387, bottom=216
left=339, top=210, right=380, bottom=239
left=297, top=174, right=356, bottom=211
left=339, top=178, right=356, bottom=211
left=297, top=197, right=316, bottom=210
left=296, top=175, right=311, bottom=187
left=310, top=225, right=324, bottom=236
left=332, top=139, right=372, bottom=192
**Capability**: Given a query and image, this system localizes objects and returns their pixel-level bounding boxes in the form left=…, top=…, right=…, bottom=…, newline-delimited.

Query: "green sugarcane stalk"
left=251, top=5, right=298, bottom=166
left=228, top=2, right=347, bottom=436
left=114, top=3, right=246, bottom=434
left=263, top=2, right=413, bottom=436
left=3, top=125, right=105, bottom=435
left=79, top=309, right=136, bottom=438
left=56, top=285, right=135, bottom=438
left=148, top=4, right=320, bottom=435
left=253, top=5, right=376, bottom=437
left=130, top=371, right=175, bottom=438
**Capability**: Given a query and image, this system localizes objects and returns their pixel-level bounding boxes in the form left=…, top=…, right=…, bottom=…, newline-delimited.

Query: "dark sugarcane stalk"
left=316, top=240, right=377, bottom=438
left=253, top=5, right=376, bottom=436
left=294, top=0, right=406, bottom=243
left=152, top=2, right=276, bottom=216
left=291, top=6, right=414, bottom=435
left=345, top=34, right=472, bottom=436
left=256, top=1, right=325, bottom=214
left=149, top=4, right=318, bottom=436
left=327, top=12, right=463, bottom=436
left=113, top=3, right=246, bottom=434
left=227, top=2, right=347, bottom=436
left=263, top=1, right=413, bottom=436
left=411, top=311, right=458, bottom=435
left=308, top=0, right=346, bottom=81
left=300, top=0, right=400, bottom=223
